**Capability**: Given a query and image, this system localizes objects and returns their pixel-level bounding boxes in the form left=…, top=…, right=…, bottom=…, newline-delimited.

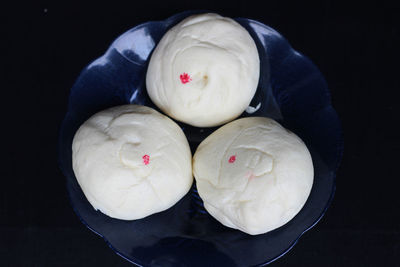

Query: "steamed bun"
left=146, top=13, right=260, bottom=127
left=193, top=117, right=313, bottom=235
left=72, top=105, right=193, bottom=220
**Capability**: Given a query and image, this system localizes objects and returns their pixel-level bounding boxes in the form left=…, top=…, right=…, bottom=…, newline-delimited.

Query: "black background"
left=2, top=1, right=399, bottom=266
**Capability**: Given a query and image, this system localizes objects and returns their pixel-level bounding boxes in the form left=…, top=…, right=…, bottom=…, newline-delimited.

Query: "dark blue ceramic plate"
left=59, top=11, right=343, bottom=266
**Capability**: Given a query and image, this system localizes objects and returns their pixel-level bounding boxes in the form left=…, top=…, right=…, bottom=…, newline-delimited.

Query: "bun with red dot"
left=146, top=13, right=260, bottom=127
left=72, top=105, right=193, bottom=220
left=193, top=117, right=314, bottom=235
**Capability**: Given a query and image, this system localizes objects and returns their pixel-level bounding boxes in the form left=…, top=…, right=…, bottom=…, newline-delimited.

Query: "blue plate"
left=59, top=11, right=343, bottom=266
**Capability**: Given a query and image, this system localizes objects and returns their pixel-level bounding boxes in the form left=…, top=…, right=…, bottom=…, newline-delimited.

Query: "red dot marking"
left=180, top=73, right=192, bottom=84
left=142, top=154, right=150, bottom=165
left=228, top=155, right=236, bottom=163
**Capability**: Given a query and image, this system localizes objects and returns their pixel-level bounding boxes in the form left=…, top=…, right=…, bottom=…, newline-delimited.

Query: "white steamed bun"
left=193, top=117, right=313, bottom=235
left=146, top=13, right=260, bottom=127
left=72, top=105, right=193, bottom=220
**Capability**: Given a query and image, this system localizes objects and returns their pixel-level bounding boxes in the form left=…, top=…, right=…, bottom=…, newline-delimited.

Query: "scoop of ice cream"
left=146, top=13, right=260, bottom=127
left=193, top=117, right=314, bottom=235
left=72, top=105, right=193, bottom=220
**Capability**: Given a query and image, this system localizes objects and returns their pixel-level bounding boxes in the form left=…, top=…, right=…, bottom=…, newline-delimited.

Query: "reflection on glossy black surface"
left=59, top=11, right=343, bottom=266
